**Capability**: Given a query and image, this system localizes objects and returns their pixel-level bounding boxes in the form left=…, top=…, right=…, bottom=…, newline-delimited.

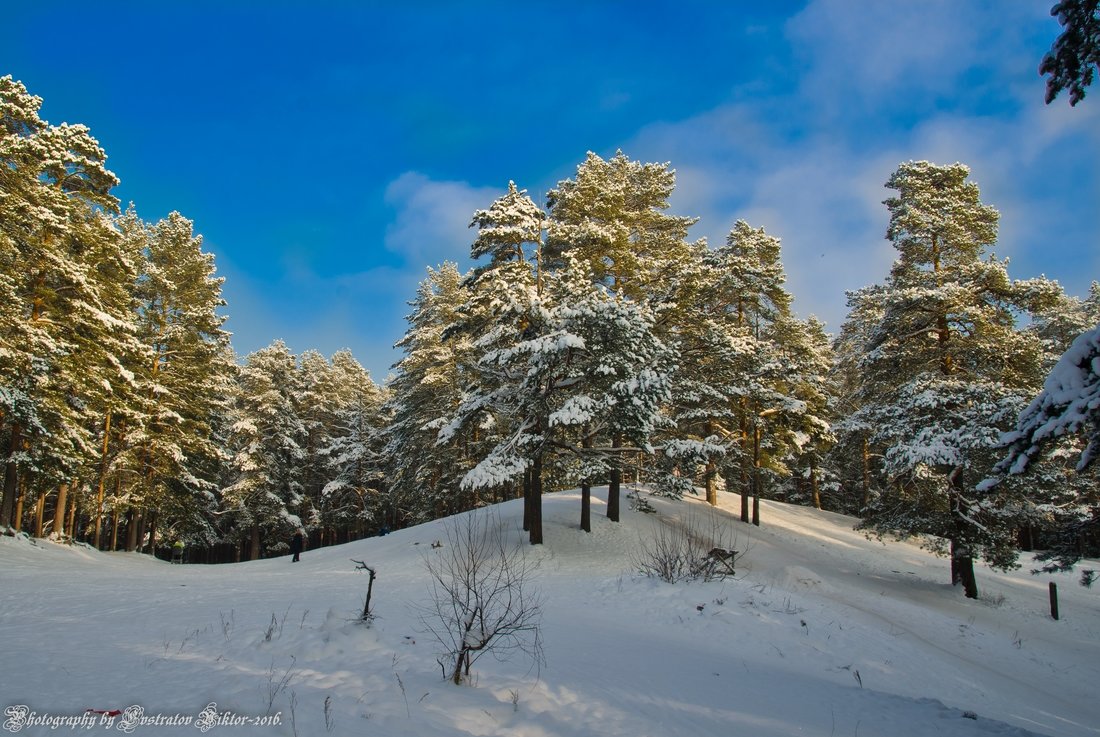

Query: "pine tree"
left=854, top=161, right=1055, bottom=598
left=546, top=150, right=698, bottom=307
left=450, top=254, right=672, bottom=541
left=222, top=340, right=306, bottom=559
left=439, top=182, right=545, bottom=537
left=119, top=211, right=233, bottom=549
left=386, top=263, right=475, bottom=525
left=319, top=350, right=388, bottom=540
left=1040, top=0, right=1100, bottom=105
left=546, top=152, right=699, bottom=518
left=0, top=76, right=146, bottom=540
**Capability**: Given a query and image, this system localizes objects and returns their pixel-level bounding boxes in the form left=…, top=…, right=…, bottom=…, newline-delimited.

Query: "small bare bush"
left=416, top=511, right=544, bottom=685
left=632, top=509, right=740, bottom=583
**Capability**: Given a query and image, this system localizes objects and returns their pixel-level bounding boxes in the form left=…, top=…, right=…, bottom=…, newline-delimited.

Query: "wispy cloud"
left=622, top=0, right=1099, bottom=332
left=383, top=171, right=500, bottom=270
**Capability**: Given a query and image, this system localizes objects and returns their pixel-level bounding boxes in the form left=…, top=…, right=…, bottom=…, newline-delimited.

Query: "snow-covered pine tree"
left=296, top=349, right=340, bottom=534
left=546, top=152, right=699, bottom=516
left=546, top=150, right=698, bottom=308
left=438, top=183, right=546, bottom=538
left=828, top=285, right=889, bottom=515
left=854, top=161, right=1058, bottom=598
left=0, top=76, right=146, bottom=541
left=452, top=254, right=672, bottom=540
left=116, top=211, right=233, bottom=551
left=319, top=351, right=389, bottom=540
left=656, top=241, right=747, bottom=504
left=772, top=316, right=836, bottom=511
left=222, top=340, right=307, bottom=560
left=987, top=317, right=1100, bottom=573
left=681, top=220, right=830, bottom=524
left=386, top=263, right=475, bottom=525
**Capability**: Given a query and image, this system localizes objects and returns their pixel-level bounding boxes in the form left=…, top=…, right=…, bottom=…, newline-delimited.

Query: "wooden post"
left=1049, top=582, right=1060, bottom=621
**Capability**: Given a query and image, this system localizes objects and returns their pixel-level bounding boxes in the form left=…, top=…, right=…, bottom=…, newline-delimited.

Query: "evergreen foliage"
left=4, top=74, right=1094, bottom=584
left=1040, top=0, right=1100, bottom=105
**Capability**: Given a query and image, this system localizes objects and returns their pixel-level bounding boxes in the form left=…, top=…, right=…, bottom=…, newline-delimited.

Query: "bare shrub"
left=632, top=508, right=741, bottom=583
left=416, top=511, right=544, bottom=685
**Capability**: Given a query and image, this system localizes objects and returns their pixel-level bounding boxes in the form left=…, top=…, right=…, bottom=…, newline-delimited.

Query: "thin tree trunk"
left=110, top=508, right=120, bottom=551
left=249, top=523, right=261, bottom=560
left=146, top=509, right=158, bottom=555
left=13, top=478, right=26, bottom=533
left=53, top=483, right=69, bottom=539
left=607, top=434, right=621, bottom=523
left=125, top=509, right=137, bottom=552
left=810, top=460, right=821, bottom=510
left=530, top=453, right=543, bottom=545
left=740, top=417, right=750, bottom=523
left=522, top=468, right=532, bottom=532
left=580, top=429, right=592, bottom=532
left=752, top=425, right=761, bottom=527
left=35, top=493, right=46, bottom=537
left=93, top=413, right=111, bottom=549
left=66, top=485, right=78, bottom=541
left=0, top=423, right=21, bottom=528
left=705, top=420, right=717, bottom=506
left=861, top=434, right=871, bottom=511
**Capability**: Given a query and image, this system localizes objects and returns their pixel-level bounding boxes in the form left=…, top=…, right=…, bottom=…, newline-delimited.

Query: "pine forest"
left=1, top=73, right=1098, bottom=599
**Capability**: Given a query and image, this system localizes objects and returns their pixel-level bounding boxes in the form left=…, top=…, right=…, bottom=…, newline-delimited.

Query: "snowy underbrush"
left=630, top=506, right=744, bottom=583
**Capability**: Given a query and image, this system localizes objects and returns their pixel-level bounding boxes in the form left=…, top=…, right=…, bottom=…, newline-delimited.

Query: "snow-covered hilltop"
left=3, top=488, right=1096, bottom=737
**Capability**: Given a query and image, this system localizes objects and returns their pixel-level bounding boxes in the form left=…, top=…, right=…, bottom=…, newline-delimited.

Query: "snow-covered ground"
left=2, top=489, right=1098, bottom=736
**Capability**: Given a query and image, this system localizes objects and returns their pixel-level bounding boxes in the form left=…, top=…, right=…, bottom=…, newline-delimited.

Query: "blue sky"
left=7, top=1, right=1098, bottom=381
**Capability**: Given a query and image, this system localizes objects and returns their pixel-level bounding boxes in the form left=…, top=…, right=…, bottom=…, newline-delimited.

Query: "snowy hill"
left=2, top=489, right=1098, bottom=737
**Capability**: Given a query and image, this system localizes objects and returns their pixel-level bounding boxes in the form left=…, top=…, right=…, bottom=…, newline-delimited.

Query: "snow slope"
left=2, top=489, right=1098, bottom=736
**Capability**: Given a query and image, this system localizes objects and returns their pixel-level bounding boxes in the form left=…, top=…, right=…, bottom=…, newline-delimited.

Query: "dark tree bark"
left=249, top=523, right=261, bottom=561
left=580, top=482, right=591, bottom=533
left=522, top=468, right=532, bottom=532
left=580, top=429, right=592, bottom=532
left=751, top=426, right=761, bottom=527
left=52, top=483, right=69, bottom=539
left=1, top=423, right=21, bottom=528
left=529, top=454, right=543, bottom=545
left=607, top=434, right=621, bottom=523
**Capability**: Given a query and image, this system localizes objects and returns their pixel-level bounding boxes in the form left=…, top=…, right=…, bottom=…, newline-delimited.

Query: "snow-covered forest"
left=1, top=73, right=1098, bottom=597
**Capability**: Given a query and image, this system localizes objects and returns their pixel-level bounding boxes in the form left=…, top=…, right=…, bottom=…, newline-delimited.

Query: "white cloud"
left=619, top=0, right=1099, bottom=333
left=383, top=171, right=501, bottom=270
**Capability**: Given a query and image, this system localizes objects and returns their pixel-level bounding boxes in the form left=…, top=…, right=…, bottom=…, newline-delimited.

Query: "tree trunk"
left=34, top=493, right=46, bottom=537
left=529, top=453, right=543, bottom=545
left=146, top=509, right=158, bottom=555
left=607, top=434, right=621, bottom=523
left=861, top=434, right=871, bottom=511
left=740, top=417, right=750, bottom=523
left=93, top=413, right=111, bottom=549
left=125, top=509, right=137, bottom=552
left=705, top=420, right=717, bottom=506
left=0, top=423, right=21, bottom=528
left=580, top=482, right=591, bottom=533
left=66, top=486, right=78, bottom=541
left=751, top=426, right=761, bottom=527
left=951, top=538, right=979, bottom=599
left=948, top=468, right=978, bottom=599
left=250, top=523, right=261, bottom=560
left=13, top=478, right=26, bottom=533
left=522, top=468, right=532, bottom=532
left=110, top=508, right=120, bottom=551
left=53, top=483, right=69, bottom=539
left=580, top=429, right=592, bottom=532
left=810, top=460, right=821, bottom=510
